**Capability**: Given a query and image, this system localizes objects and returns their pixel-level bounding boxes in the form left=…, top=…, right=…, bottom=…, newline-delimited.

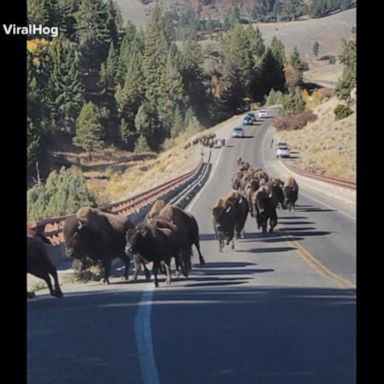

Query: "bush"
left=27, top=167, right=97, bottom=221
left=334, top=104, right=353, bottom=120
left=273, top=110, right=317, bottom=131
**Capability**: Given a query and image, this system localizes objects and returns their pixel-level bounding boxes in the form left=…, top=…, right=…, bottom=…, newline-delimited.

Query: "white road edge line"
left=134, top=288, right=160, bottom=384
left=261, top=123, right=356, bottom=221
left=187, top=142, right=226, bottom=212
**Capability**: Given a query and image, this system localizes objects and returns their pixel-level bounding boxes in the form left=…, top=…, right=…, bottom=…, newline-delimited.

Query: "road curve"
left=28, top=116, right=356, bottom=384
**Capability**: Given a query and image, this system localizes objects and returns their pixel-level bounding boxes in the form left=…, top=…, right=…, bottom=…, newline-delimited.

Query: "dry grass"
left=275, top=96, right=356, bottom=181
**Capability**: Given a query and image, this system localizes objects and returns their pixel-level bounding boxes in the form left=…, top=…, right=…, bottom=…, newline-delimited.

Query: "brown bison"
left=254, top=186, right=278, bottom=233
left=63, top=207, right=134, bottom=284
left=225, top=190, right=249, bottom=239
left=212, top=191, right=248, bottom=252
left=126, top=222, right=178, bottom=287
left=158, top=205, right=205, bottom=275
left=27, top=235, right=63, bottom=298
left=284, top=177, right=299, bottom=210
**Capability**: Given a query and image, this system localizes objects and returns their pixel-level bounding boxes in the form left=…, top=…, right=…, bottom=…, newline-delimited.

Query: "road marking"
left=134, top=288, right=161, bottom=384
left=277, top=226, right=356, bottom=294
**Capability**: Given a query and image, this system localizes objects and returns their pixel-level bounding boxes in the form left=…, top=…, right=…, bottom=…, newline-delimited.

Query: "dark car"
left=243, top=113, right=256, bottom=125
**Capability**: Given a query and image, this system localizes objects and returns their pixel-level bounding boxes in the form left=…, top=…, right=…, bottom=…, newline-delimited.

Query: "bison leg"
left=30, top=270, right=56, bottom=297
left=231, top=239, right=235, bottom=250
left=48, top=267, right=63, bottom=298
left=153, top=261, right=161, bottom=287
left=102, top=259, right=112, bottom=285
left=194, top=242, right=205, bottom=265
left=118, top=253, right=131, bottom=281
left=162, top=261, right=172, bottom=286
left=143, top=263, right=151, bottom=281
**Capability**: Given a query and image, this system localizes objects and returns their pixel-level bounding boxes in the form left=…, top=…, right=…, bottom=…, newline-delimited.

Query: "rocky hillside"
left=275, top=95, right=356, bottom=181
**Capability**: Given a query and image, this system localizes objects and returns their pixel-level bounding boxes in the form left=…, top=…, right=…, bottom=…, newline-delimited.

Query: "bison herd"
left=212, top=156, right=299, bottom=252
left=27, top=156, right=299, bottom=297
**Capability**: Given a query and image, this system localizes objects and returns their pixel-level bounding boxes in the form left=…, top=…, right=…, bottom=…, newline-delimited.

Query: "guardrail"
left=282, top=160, right=356, bottom=190
left=29, top=157, right=206, bottom=246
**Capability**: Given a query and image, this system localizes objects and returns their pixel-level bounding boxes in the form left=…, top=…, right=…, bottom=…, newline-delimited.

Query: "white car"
left=258, top=109, right=268, bottom=118
left=276, top=143, right=290, bottom=158
left=232, top=126, right=245, bottom=138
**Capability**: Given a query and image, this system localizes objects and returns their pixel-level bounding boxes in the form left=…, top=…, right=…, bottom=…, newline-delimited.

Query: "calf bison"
left=63, top=207, right=134, bottom=284
left=27, top=235, right=63, bottom=298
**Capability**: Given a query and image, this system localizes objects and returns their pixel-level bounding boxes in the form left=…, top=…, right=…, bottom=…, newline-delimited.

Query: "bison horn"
left=78, top=220, right=84, bottom=230
left=225, top=206, right=232, bottom=213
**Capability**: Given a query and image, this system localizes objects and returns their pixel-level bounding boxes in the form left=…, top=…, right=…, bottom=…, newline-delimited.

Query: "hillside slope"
left=275, top=96, right=356, bottom=181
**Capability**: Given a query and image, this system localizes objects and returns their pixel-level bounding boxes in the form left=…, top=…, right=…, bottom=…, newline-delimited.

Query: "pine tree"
left=142, top=5, right=170, bottom=105
left=73, top=102, right=104, bottom=160
left=283, top=88, right=305, bottom=114
left=289, top=46, right=307, bottom=72
left=27, top=118, right=40, bottom=168
left=28, top=0, right=60, bottom=29
left=336, top=37, right=356, bottom=100
left=47, top=40, right=84, bottom=134
left=162, top=51, right=185, bottom=136
left=221, top=23, right=255, bottom=112
left=76, top=0, right=111, bottom=71
left=258, top=47, right=286, bottom=99
left=115, top=46, right=144, bottom=126
left=134, top=102, right=164, bottom=151
left=270, top=36, right=287, bottom=65
left=247, top=26, right=265, bottom=58
left=99, top=43, right=118, bottom=91
left=106, top=0, right=125, bottom=48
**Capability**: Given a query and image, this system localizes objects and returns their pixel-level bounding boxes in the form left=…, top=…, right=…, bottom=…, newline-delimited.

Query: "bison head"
left=63, top=216, right=87, bottom=257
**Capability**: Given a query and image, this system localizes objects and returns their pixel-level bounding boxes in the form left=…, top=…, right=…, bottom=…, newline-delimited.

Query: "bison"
left=158, top=204, right=205, bottom=275
left=27, top=235, right=63, bottom=298
left=284, top=177, right=299, bottom=210
left=254, top=186, right=278, bottom=233
left=126, top=222, right=177, bottom=287
left=225, top=190, right=249, bottom=239
left=63, top=207, right=134, bottom=284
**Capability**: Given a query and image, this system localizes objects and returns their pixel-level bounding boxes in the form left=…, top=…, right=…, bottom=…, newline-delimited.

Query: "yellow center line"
left=276, top=225, right=356, bottom=295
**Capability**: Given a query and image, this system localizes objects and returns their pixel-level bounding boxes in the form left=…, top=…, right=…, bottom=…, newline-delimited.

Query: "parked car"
left=276, top=142, right=290, bottom=158
left=232, top=126, right=245, bottom=138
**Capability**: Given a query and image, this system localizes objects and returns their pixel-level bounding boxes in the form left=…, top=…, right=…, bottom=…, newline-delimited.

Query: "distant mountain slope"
left=117, top=0, right=355, bottom=32
left=256, top=8, right=355, bottom=58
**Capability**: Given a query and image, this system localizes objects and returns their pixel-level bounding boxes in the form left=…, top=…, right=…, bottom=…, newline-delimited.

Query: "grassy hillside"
left=256, top=8, right=356, bottom=58
left=275, top=95, right=356, bottom=181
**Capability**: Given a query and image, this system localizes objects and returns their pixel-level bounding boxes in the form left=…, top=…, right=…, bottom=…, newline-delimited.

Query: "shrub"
left=273, top=110, right=317, bottom=131
left=27, top=167, right=97, bottom=221
left=334, top=104, right=353, bottom=120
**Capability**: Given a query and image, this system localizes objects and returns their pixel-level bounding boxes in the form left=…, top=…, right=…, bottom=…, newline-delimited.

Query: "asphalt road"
left=27, top=116, right=356, bottom=384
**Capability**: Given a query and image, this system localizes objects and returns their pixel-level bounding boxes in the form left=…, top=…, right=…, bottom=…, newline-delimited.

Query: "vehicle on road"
left=232, top=126, right=245, bottom=138
left=258, top=109, right=268, bottom=118
left=243, top=113, right=256, bottom=125
left=276, top=142, right=290, bottom=158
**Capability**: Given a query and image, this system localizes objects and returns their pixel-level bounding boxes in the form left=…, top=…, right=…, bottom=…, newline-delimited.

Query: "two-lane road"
left=28, top=117, right=356, bottom=384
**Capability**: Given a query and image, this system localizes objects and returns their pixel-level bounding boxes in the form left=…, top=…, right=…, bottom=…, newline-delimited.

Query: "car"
left=232, top=126, right=245, bottom=138
left=276, top=143, right=290, bottom=158
left=243, top=113, right=255, bottom=125
left=258, top=109, right=268, bottom=118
